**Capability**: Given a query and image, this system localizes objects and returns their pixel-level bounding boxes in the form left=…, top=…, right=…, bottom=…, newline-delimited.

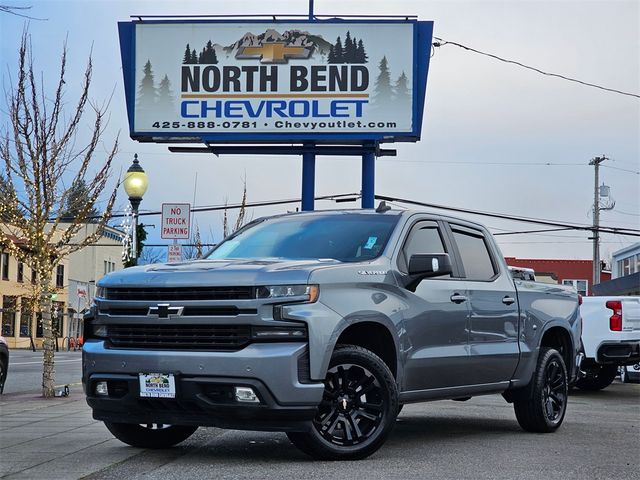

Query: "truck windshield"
left=206, top=214, right=400, bottom=262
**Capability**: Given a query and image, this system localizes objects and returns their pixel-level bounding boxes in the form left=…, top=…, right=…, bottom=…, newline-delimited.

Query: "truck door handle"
left=450, top=294, right=467, bottom=304
left=502, top=296, right=516, bottom=305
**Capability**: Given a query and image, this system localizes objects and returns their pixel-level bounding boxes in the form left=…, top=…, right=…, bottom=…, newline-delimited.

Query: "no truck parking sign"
left=161, top=203, right=190, bottom=239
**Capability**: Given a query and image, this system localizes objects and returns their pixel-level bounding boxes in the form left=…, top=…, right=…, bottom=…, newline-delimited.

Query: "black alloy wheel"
left=287, top=345, right=398, bottom=460
left=575, top=364, right=618, bottom=391
left=513, top=347, right=568, bottom=433
left=542, top=358, right=567, bottom=423
left=315, top=363, right=384, bottom=446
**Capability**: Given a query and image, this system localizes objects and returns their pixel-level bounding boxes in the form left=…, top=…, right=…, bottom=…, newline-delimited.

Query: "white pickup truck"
left=578, top=296, right=640, bottom=390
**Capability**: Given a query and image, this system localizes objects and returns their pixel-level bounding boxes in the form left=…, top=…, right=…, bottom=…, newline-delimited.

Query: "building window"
left=20, top=299, right=32, bottom=337
left=562, top=279, right=588, bottom=296
left=1, top=295, right=17, bottom=336
left=1, top=252, right=9, bottom=280
left=31, top=268, right=37, bottom=285
left=17, top=262, right=24, bottom=283
left=56, top=264, right=64, bottom=288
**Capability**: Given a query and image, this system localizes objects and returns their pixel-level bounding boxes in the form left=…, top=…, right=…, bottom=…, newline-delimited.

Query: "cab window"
left=399, top=221, right=449, bottom=277
left=451, top=227, right=497, bottom=280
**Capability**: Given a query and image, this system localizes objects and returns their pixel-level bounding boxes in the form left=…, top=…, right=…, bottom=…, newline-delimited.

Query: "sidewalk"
left=0, top=392, right=143, bottom=479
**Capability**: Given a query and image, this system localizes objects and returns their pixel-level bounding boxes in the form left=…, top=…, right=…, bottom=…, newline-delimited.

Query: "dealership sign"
left=118, top=20, right=433, bottom=143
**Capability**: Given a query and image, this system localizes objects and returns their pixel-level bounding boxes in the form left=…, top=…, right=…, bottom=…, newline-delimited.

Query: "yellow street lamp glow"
left=123, top=154, right=148, bottom=200
left=123, top=154, right=148, bottom=266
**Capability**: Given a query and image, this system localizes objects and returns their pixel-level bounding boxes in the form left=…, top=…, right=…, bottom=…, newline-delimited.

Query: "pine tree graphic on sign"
left=137, top=60, right=157, bottom=112
left=372, top=56, right=393, bottom=108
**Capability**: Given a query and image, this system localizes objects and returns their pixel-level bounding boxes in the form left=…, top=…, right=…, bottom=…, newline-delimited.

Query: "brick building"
left=504, top=257, right=611, bottom=296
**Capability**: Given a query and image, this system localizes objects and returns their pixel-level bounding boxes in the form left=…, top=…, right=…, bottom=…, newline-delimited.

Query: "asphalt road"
left=3, top=349, right=83, bottom=395
left=85, top=382, right=639, bottom=480
left=1, top=350, right=639, bottom=479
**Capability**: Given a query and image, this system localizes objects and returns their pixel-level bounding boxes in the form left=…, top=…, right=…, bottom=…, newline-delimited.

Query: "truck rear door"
left=445, top=223, right=520, bottom=385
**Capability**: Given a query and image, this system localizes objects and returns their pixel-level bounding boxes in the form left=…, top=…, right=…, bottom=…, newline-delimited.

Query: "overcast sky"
left=1, top=0, right=638, bottom=264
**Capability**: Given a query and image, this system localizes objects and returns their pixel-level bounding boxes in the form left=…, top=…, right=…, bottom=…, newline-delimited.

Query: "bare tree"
left=138, top=245, right=165, bottom=265
left=222, top=179, right=248, bottom=238
left=0, top=31, right=118, bottom=397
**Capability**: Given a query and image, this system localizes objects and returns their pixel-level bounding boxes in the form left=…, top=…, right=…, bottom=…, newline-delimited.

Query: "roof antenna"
left=376, top=201, right=391, bottom=213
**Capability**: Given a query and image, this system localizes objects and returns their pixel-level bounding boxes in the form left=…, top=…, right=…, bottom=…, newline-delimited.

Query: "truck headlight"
left=256, top=285, right=319, bottom=303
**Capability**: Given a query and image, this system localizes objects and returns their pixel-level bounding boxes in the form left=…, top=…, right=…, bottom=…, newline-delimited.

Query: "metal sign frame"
left=118, top=18, right=433, bottom=144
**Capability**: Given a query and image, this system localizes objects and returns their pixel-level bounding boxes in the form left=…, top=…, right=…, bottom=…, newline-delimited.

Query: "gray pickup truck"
left=83, top=208, right=581, bottom=460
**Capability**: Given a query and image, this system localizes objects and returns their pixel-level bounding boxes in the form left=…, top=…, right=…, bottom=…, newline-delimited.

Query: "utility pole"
left=588, top=155, right=608, bottom=289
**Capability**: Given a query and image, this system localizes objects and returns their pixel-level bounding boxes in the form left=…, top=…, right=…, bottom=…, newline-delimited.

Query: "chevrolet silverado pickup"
left=578, top=296, right=640, bottom=390
left=83, top=208, right=581, bottom=460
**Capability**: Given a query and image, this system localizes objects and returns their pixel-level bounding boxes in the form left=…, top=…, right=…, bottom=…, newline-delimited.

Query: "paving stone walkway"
left=0, top=392, right=142, bottom=479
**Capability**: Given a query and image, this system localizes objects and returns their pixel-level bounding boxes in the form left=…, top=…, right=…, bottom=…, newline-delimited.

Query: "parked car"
left=578, top=296, right=640, bottom=390
left=0, top=335, right=9, bottom=394
left=83, top=209, right=581, bottom=460
left=620, top=363, right=640, bottom=383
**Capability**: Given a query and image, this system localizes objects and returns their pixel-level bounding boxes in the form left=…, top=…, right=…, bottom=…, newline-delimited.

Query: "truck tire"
left=0, top=355, right=7, bottom=394
left=575, top=364, right=618, bottom=391
left=287, top=344, right=398, bottom=460
left=620, top=367, right=629, bottom=383
left=104, top=422, right=198, bottom=448
left=513, top=347, right=568, bottom=433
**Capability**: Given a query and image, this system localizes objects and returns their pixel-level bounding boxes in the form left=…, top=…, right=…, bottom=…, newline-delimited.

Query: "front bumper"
left=83, top=340, right=324, bottom=431
left=596, top=340, right=640, bottom=365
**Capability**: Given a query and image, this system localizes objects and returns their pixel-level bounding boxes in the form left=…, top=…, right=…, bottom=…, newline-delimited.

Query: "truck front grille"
left=101, top=287, right=255, bottom=301
left=107, top=324, right=251, bottom=351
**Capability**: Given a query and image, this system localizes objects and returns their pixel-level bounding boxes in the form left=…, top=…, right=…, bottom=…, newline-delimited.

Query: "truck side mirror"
left=408, top=253, right=453, bottom=278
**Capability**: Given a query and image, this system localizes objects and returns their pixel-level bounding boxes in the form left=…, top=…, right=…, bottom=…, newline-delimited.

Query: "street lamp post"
left=123, top=154, right=148, bottom=265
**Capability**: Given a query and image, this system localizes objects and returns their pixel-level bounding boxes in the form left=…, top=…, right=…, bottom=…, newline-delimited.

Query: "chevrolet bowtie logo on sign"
left=236, top=42, right=311, bottom=64
left=148, top=304, right=184, bottom=319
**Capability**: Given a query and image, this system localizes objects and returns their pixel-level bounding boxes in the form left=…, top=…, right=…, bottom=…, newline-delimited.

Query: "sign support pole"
left=302, top=143, right=316, bottom=211
left=300, top=1, right=317, bottom=212
left=361, top=145, right=375, bottom=208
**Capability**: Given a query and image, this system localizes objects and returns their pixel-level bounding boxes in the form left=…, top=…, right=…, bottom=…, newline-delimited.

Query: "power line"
left=378, top=159, right=585, bottom=166
left=493, top=227, right=575, bottom=236
left=602, top=165, right=640, bottom=175
left=374, top=194, right=640, bottom=237
left=107, top=193, right=359, bottom=219
left=432, top=37, right=640, bottom=99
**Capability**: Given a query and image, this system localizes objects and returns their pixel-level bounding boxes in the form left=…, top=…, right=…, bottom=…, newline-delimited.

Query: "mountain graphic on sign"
left=223, top=29, right=333, bottom=57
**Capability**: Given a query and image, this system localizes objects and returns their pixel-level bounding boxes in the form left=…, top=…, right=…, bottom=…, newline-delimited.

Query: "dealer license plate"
left=138, top=373, right=176, bottom=398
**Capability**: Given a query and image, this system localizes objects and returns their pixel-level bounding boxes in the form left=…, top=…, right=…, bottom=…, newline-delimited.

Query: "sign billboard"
left=167, top=244, right=182, bottom=263
left=161, top=203, right=190, bottom=239
left=118, top=19, right=433, bottom=143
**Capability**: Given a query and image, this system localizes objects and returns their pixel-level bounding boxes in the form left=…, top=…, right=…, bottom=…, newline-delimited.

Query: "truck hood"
left=98, top=258, right=342, bottom=288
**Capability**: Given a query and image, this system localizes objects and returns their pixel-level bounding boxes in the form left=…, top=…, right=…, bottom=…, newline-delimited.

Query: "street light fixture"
left=123, top=154, right=148, bottom=265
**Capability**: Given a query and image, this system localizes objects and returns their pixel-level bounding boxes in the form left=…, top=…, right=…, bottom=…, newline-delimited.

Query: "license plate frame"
left=138, top=373, right=176, bottom=399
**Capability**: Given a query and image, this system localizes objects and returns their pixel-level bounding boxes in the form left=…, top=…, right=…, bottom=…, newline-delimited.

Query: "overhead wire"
left=374, top=194, right=640, bottom=237
left=432, top=37, right=640, bottom=99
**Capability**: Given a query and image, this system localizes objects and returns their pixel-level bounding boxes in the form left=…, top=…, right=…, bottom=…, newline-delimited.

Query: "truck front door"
left=396, top=220, right=472, bottom=391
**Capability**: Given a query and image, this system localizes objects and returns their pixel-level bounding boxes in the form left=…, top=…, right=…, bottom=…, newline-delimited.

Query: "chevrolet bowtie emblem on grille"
left=236, top=42, right=311, bottom=64
left=148, top=304, right=184, bottom=319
